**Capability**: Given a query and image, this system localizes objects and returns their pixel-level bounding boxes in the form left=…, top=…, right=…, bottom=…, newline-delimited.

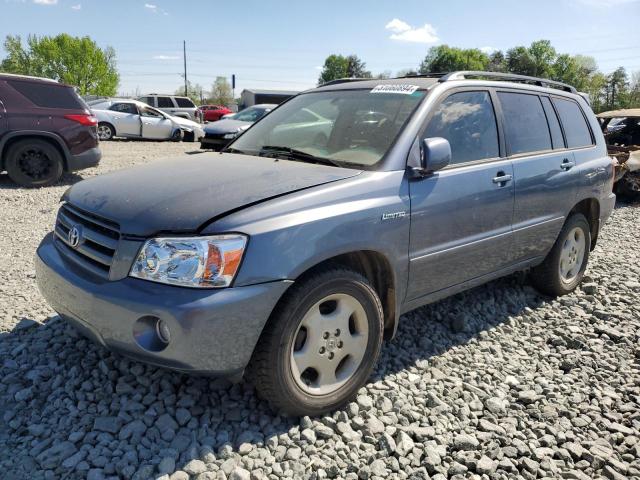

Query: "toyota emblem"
left=68, top=226, right=82, bottom=248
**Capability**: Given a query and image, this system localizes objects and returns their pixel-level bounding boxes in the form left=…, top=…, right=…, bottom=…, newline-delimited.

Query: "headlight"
left=130, top=234, right=247, bottom=288
left=223, top=132, right=238, bottom=139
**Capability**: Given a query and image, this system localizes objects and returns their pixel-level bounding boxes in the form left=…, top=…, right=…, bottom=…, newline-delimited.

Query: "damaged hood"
left=64, top=153, right=361, bottom=236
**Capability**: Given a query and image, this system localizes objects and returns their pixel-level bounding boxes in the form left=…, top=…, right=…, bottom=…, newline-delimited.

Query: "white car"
left=90, top=99, right=204, bottom=142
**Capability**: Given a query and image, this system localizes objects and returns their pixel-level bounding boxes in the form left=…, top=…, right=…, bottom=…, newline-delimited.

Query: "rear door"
left=407, top=89, right=515, bottom=299
left=497, top=90, right=580, bottom=262
left=108, top=102, right=141, bottom=136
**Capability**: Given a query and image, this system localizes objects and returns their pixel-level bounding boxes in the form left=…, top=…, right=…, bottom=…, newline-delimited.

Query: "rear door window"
left=8, top=80, right=84, bottom=109
left=110, top=103, right=138, bottom=114
left=540, top=96, right=565, bottom=149
left=424, top=90, right=499, bottom=164
left=552, top=97, right=593, bottom=148
left=498, top=92, right=551, bottom=155
left=157, top=96, right=174, bottom=108
left=175, top=97, right=195, bottom=108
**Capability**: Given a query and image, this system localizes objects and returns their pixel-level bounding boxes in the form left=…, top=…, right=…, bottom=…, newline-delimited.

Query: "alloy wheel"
left=17, top=148, right=53, bottom=181
left=290, top=293, right=369, bottom=395
left=559, top=226, right=586, bottom=284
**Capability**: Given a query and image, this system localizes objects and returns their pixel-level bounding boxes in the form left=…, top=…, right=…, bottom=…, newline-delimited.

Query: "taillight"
left=64, top=114, right=98, bottom=126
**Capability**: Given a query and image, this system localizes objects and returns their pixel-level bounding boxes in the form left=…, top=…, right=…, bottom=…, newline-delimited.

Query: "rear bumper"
left=66, top=146, right=101, bottom=172
left=600, top=192, right=616, bottom=226
left=35, top=232, right=291, bottom=375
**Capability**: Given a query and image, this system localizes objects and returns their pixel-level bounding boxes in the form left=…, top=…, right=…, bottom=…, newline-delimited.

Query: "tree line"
left=2, top=34, right=638, bottom=113
left=318, top=40, right=640, bottom=113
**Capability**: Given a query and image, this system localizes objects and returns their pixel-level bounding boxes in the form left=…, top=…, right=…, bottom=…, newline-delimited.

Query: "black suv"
left=0, top=73, right=101, bottom=187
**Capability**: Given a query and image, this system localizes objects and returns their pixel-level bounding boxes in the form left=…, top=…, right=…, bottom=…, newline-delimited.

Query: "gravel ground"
left=1, top=141, right=639, bottom=480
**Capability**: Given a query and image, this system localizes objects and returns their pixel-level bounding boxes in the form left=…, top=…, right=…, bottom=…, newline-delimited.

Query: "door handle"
left=492, top=172, right=513, bottom=185
left=561, top=158, right=575, bottom=170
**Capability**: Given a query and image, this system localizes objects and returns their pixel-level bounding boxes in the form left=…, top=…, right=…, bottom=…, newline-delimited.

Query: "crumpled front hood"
left=170, top=115, right=201, bottom=130
left=204, top=119, right=251, bottom=134
left=63, top=153, right=362, bottom=236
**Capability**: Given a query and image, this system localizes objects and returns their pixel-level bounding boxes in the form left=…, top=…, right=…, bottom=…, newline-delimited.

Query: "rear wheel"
left=248, top=268, right=384, bottom=416
left=5, top=139, right=64, bottom=188
left=530, top=213, right=591, bottom=296
left=97, top=123, right=114, bottom=141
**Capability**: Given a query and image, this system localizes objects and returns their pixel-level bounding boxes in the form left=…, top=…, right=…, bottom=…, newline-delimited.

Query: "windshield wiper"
left=221, top=147, right=248, bottom=154
left=259, top=145, right=343, bottom=167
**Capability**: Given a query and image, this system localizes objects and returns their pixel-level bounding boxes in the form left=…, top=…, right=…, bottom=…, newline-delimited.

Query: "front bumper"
left=66, top=146, right=102, bottom=172
left=35, top=233, right=291, bottom=376
left=200, top=134, right=231, bottom=151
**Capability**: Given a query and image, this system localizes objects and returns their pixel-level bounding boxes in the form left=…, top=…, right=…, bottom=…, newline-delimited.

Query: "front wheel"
left=530, top=213, right=591, bottom=296
left=170, top=129, right=183, bottom=142
left=248, top=268, right=384, bottom=416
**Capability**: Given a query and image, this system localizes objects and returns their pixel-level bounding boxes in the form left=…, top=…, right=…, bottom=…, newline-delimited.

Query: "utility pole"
left=183, top=40, right=188, bottom=97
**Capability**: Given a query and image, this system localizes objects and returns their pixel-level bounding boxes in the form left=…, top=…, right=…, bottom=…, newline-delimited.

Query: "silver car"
left=91, top=99, right=205, bottom=142
left=137, top=94, right=201, bottom=122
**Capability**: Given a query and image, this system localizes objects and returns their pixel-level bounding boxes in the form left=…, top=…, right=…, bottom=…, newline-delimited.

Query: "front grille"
left=54, top=203, right=120, bottom=278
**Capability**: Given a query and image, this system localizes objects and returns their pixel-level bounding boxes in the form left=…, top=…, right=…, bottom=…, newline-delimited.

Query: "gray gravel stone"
left=0, top=142, right=638, bottom=480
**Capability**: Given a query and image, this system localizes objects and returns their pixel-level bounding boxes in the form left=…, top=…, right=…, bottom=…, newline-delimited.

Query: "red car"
left=199, top=105, right=232, bottom=122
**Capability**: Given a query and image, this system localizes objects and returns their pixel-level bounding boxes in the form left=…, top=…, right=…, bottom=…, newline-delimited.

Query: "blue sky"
left=1, top=0, right=639, bottom=96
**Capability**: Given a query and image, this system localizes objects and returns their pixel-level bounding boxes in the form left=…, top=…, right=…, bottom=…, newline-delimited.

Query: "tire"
left=248, top=267, right=384, bottom=416
left=530, top=213, right=591, bottom=296
left=171, top=129, right=183, bottom=142
left=5, top=139, right=64, bottom=188
left=97, top=123, right=114, bottom=141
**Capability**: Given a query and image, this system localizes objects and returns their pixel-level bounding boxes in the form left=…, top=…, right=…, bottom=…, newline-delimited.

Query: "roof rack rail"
left=438, top=71, right=577, bottom=93
left=320, top=78, right=371, bottom=87
left=397, top=73, right=448, bottom=79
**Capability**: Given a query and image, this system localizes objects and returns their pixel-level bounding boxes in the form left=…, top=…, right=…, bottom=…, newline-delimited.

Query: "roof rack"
left=320, top=78, right=371, bottom=87
left=437, top=71, right=577, bottom=93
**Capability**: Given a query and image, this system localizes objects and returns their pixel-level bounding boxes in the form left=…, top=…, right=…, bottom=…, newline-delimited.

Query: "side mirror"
left=418, top=137, right=451, bottom=175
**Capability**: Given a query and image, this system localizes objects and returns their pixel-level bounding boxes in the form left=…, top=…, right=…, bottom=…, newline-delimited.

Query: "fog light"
left=133, top=315, right=170, bottom=352
left=156, top=319, right=171, bottom=344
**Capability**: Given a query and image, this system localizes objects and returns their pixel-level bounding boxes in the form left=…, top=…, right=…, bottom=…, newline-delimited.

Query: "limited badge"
left=371, top=84, right=419, bottom=95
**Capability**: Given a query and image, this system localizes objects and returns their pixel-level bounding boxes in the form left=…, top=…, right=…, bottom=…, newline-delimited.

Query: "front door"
left=407, top=89, right=514, bottom=300
left=140, top=107, right=173, bottom=139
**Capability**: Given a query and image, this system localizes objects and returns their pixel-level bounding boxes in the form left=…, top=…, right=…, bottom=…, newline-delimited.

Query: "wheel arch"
left=98, top=121, right=116, bottom=137
left=0, top=131, right=69, bottom=171
left=569, top=198, right=600, bottom=250
left=271, top=249, right=398, bottom=341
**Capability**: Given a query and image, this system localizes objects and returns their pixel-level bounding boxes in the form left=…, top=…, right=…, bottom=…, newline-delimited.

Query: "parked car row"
left=89, top=99, right=204, bottom=142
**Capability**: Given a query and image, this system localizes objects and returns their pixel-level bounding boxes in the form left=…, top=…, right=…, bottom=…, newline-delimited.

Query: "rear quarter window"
left=552, top=97, right=593, bottom=148
left=540, top=96, right=565, bottom=149
left=8, top=80, right=84, bottom=109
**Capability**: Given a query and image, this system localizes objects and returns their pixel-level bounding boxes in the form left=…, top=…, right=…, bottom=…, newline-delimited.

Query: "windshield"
left=232, top=107, right=268, bottom=122
left=230, top=89, right=426, bottom=168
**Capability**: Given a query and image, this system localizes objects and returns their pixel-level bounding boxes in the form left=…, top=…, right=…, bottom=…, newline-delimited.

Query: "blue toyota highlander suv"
left=35, top=72, right=616, bottom=415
